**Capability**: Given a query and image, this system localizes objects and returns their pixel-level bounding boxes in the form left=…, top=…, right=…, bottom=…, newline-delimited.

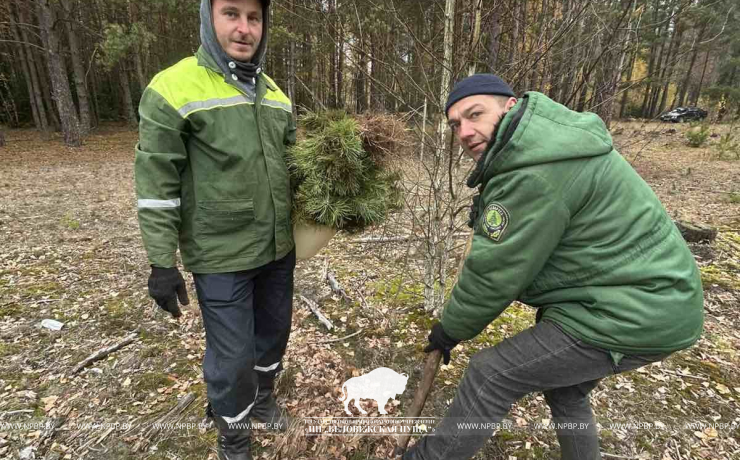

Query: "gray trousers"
left=193, top=250, right=295, bottom=422
left=412, top=320, right=669, bottom=460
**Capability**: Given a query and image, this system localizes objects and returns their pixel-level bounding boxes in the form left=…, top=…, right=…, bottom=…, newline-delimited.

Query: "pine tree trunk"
left=0, top=130, right=5, bottom=147
left=118, top=64, right=138, bottom=129
left=0, top=88, right=19, bottom=128
left=37, top=0, right=81, bottom=145
left=619, top=41, right=639, bottom=118
left=692, top=51, right=710, bottom=106
left=134, top=49, right=148, bottom=94
left=366, top=40, right=373, bottom=112
left=61, top=0, right=91, bottom=134
left=90, top=60, right=100, bottom=128
left=15, top=3, right=50, bottom=133
left=355, top=47, right=367, bottom=113
left=576, top=76, right=589, bottom=112
left=657, top=20, right=684, bottom=115
left=640, top=2, right=663, bottom=117
left=677, top=25, right=706, bottom=107
left=286, top=0, right=296, bottom=116
left=9, top=10, right=41, bottom=130
left=468, top=0, right=483, bottom=76
left=619, top=0, right=641, bottom=118
left=487, top=6, right=501, bottom=72
left=35, top=56, right=61, bottom=131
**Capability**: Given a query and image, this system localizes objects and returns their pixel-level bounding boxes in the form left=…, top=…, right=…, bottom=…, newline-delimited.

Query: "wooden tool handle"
left=394, top=349, right=443, bottom=457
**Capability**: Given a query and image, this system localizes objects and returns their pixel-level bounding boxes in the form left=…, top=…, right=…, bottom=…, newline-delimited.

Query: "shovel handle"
left=394, top=349, right=443, bottom=457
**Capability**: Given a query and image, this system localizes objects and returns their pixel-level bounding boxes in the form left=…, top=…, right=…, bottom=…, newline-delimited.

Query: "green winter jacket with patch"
left=442, top=92, right=704, bottom=355
left=135, top=47, right=296, bottom=273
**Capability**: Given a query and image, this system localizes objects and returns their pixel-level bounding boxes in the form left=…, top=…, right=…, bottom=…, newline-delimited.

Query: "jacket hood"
left=469, top=92, right=614, bottom=188
left=200, top=0, right=270, bottom=85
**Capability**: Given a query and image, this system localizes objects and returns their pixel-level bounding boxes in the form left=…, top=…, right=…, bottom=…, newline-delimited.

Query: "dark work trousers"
left=193, top=249, right=296, bottom=423
left=411, top=320, right=670, bottom=460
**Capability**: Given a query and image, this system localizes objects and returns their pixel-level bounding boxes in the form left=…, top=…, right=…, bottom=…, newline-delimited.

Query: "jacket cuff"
left=148, top=253, right=177, bottom=269
left=439, top=318, right=465, bottom=343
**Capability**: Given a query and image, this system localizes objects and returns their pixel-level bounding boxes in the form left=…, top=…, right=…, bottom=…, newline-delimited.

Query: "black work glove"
left=147, top=266, right=189, bottom=318
left=423, top=322, right=461, bottom=365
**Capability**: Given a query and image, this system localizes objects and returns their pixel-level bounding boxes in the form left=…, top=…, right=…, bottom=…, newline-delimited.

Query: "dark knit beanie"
left=445, top=74, right=516, bottom=117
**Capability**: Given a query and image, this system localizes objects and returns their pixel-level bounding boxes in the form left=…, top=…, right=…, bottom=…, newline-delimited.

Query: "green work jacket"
left=135, top=47, right=296, bottom=273
left=442, top=92, right=704, bottom=356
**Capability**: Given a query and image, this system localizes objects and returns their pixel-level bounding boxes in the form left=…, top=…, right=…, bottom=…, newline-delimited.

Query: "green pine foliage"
left=287, top=111, right=403, bottom=232
left=685, top=123, right=710, bottom=148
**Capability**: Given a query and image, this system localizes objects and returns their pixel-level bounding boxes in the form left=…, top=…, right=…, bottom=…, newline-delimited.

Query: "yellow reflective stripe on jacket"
left=147, top=56, right=291, bottom=117
left=177, top=95, right=254, bottom=117
left=261, top=74, right=292, bottom=113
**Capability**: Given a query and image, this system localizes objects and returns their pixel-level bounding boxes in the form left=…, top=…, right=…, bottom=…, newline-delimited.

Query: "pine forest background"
left=1, top=0, right=740, bottom=147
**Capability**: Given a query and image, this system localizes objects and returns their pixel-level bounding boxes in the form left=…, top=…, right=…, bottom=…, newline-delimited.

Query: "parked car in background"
left=659, top=107, right=708, bottom=123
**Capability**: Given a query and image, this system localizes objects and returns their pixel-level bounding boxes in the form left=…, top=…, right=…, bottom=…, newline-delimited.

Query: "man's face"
left=447, top=94, right=517, bottom=162
left=212, top=0, right=263, bottom=62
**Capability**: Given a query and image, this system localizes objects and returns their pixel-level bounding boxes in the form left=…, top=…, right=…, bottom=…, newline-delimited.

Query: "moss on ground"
left=135, top=372, right=173, bottom=393
left=371, top=276, right=425, bottom=307
left=21, top=280, right=63, bottom=298
left=0, top=302, right=23, bottom=318
left=700, top=265, right=740, bottom=290
left=0, top=342, right=21, bottom=357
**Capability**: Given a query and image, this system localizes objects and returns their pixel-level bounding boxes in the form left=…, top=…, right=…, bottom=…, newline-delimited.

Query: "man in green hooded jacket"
left=135, top=0, right=294, bottom=458
left=406, top=74, right=704, bottom=460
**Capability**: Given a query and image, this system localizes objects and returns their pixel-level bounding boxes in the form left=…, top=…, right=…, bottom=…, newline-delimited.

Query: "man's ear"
left=505, top=97, right=518, bottom=111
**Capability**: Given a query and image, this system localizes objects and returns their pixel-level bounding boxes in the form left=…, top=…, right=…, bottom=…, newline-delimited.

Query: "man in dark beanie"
left=134, top=0, right=296, bottom=458
left=405, top=74, right=704, bottom=459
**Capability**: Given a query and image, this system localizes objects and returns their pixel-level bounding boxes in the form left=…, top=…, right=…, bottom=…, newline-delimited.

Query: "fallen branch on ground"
left=662, top=369, right=708, bottom=381
left=72, top=328, right=141, bottom=374
left=134, top=392, right=196, bottom=451
left=0, top=409, right=34, bottom=419
left=309, top=329, right=363, bottom=344
left=326, top=271, right=351, bottom=303
left=299, top=295, right=334, bottom=331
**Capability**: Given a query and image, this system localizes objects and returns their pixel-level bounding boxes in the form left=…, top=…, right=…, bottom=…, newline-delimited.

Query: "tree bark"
left=61, top=0, right=92, bottom=134
left=355, top=46, right=367, bottom=113
left=468, top=0, right=483, bottom=76
left=640, top=0, right=664, bottom=117
left=35, top=55, right=62, bottom=131
left=0, top=130, right=5, bottom=147
left=9, top=7, right=41, bottom=130
left=286, top=0, right=296, bottom=116
left=692, top=51, right=710, bottom=106
left=0, top=78, right=20, bottom=128
left=657, top=18, right=684, bottom=115
left=37, top=0, right=83, bottom=146
left=677, top=24, right=706, bottom=107
left=487, top=4, right=501, bottom=73
left=118, top=63, right=138, bottom=129
left=14, top=2, right=50, bottom=133
left=619, top=0, right=642, bottom=118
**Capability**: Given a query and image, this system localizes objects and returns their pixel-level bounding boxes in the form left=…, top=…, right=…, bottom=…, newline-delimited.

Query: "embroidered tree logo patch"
left=481, top=203, right=510, bottom=241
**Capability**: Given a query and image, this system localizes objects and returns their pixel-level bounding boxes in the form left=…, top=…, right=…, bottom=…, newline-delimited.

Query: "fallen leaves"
left=1, top=125, right=740, bottom=459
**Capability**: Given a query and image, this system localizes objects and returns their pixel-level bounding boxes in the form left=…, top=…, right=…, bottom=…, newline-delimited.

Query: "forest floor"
left=0, top=120, right=739, bottom=460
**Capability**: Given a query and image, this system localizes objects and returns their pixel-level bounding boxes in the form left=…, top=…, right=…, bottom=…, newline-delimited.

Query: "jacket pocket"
left=196, top=199, right=257, bottom=259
